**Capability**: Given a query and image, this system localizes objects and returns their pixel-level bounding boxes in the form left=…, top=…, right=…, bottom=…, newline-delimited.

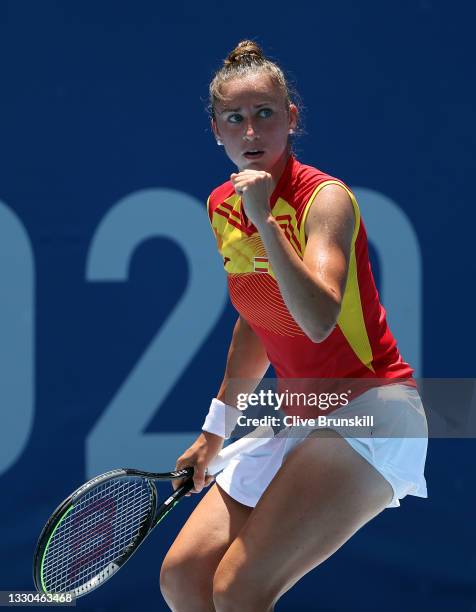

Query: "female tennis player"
left=160, top=40, right=428, bottom=611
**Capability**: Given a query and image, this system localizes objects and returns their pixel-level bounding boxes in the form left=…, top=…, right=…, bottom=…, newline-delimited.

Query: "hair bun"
left=225, top=40, right=264, bottom=66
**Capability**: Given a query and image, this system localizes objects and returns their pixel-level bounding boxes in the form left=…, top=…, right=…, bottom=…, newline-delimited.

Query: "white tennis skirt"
left=215, top=383, right=428, bottom=509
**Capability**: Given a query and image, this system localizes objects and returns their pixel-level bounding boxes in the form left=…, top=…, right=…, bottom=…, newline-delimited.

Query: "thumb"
left=204, top=474, right=215, bottom=487
left=192, top=464, right=207, bottom=493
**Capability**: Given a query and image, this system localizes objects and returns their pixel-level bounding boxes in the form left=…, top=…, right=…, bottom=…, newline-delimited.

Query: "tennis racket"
left=33, top=426, right=273, bottom=598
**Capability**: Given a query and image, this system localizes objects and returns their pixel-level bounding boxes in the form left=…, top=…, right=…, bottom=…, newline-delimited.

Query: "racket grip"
left=206, top=425, right=274, bottom=476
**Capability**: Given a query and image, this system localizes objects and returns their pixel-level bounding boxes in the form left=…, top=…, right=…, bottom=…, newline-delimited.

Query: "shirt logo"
left=254, top=257, right=269, bottom=273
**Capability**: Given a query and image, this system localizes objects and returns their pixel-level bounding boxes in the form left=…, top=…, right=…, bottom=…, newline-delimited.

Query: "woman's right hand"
left=173, top=431, right=225, bottom=496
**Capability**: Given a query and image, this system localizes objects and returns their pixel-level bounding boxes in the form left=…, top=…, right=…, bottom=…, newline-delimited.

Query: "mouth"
left=243, top=150, right=265, bottom=160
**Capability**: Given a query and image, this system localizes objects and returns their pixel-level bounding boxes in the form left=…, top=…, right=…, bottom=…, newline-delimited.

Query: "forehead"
left=216, top=72, right=284, bottom=109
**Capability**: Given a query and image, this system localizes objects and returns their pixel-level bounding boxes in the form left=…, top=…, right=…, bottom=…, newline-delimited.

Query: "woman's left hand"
left=230, top=169, right=273, bottom=227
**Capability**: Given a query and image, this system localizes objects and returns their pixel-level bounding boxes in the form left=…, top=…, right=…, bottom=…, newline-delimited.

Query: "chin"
left=237, top=162, right=261, bottom=172
left=240, top=157, right=269, bottom=171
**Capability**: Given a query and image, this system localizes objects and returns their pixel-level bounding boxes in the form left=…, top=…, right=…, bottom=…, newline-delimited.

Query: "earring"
left=216, top=138, right=224, bottom=146
left=288, top=129, right=295, bottom=135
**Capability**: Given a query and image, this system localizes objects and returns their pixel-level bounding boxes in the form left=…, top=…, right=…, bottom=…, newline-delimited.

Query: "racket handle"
left=207, top=425, right=274, bottom=476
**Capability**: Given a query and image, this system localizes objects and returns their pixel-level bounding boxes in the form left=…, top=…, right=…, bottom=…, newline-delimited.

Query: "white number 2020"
left=0, top=188, right=421, bottom=478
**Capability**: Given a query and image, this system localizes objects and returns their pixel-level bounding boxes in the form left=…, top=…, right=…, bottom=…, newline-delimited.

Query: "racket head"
left=33, top=469, right=157, bottom=598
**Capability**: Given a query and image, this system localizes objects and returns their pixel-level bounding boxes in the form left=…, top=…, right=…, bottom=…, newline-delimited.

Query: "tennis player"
left=160, top=40, right=428, bottom=611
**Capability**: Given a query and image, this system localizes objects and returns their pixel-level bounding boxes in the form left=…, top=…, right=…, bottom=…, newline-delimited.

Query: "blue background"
left=0, top=1, right=475, bottom=610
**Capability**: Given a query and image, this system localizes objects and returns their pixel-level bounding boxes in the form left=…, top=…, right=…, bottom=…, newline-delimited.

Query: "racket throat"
left=73, top=562, right=120, bottom=597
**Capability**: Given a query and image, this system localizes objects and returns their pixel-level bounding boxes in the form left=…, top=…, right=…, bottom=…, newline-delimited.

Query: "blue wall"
left=1, top=1, right=475, bottom=610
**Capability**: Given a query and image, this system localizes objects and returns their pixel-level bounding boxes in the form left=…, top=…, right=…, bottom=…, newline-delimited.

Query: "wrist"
left=202, top=398, right=240, bottom=439
left=254, top=212, right=276, bottom=231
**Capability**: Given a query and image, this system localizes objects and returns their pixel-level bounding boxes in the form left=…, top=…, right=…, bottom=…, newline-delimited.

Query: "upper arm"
left=302, top=184, right=355, bottom=308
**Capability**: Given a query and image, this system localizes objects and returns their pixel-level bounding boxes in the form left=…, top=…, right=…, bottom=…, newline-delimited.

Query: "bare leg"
left=160, top=482, right=253, bottom=611
left=212, top=429, right=394, bottom=612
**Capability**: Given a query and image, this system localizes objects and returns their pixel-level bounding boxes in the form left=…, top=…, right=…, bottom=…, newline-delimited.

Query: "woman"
left=160, top=40, right=428, bottom=612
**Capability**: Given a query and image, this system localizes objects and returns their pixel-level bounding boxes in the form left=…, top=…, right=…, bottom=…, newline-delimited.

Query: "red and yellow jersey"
left=207, top=154, right=414, bottom=386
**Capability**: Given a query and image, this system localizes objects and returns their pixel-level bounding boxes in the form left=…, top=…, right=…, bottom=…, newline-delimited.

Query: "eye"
left=258, top=108, right=273, bottom=118
left=227, top=113, right=243, bottom=124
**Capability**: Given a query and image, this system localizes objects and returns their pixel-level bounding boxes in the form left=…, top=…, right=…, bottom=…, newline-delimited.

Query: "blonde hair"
left=208, top=40, right=301, bottom=132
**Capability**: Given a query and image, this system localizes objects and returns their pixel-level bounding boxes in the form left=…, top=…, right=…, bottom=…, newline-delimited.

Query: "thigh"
left=213, top=429, right=394, bottom=606
left=161, top=481, right=253, bottom=578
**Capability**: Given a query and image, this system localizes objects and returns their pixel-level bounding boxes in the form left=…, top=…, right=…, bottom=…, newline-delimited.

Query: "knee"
left=212, top=566, right=275, bottom=612
left=159, top=557, right=181, bottom=606
left=160, top=556, right=214, bottom=611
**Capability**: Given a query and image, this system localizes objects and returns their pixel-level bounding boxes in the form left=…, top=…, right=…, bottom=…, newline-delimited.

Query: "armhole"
left=298, top=180, right=361, bottom=251
left=206, top=195, right=212, bottom=223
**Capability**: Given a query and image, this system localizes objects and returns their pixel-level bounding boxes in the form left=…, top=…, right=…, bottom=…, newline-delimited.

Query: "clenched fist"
left=230, top=169, right=274, bottom=227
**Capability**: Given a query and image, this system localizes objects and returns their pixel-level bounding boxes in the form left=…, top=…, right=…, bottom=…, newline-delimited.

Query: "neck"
left=269, top=147, right=292, bottom=191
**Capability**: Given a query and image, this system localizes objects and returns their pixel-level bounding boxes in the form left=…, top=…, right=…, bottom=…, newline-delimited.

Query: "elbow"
left=305, top=311, right=340, bottom=344
left=299, top=297, right=341, bottom=343
left=310, top=299, right=341, bottom=343
left=307, top=325, right=335, bottom=344
left=307, top=332, right=324, bottom=344
left=304, top=320, right=336, bottom=343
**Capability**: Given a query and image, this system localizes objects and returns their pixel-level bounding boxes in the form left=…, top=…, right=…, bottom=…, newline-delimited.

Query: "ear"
left=211, top=118, right=221, bottom=140
left=288, top=103, right=298, bottom=132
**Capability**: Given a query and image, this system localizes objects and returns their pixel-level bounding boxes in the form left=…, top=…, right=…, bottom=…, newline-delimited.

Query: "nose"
left=242, top=118, right=259, bottom=141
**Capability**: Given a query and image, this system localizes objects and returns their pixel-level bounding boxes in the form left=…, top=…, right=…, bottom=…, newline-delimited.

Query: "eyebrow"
left=219, top=102, right=273, bottom=114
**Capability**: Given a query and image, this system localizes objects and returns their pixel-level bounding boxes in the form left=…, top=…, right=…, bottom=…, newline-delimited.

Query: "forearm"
left=216, top=316, right=270, bottom=407
left=256, top=215, right=339, bottom=342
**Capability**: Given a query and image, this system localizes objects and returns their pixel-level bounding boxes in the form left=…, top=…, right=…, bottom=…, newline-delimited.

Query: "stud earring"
left=288, top=129, right=295, bottom=135
left=216, top=138, right=224, bottom=146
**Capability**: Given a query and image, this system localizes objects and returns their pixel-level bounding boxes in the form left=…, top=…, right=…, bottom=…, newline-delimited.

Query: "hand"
left=230, top=169, right=273, bottom=227
left=173, top=431, right=224, bottom=496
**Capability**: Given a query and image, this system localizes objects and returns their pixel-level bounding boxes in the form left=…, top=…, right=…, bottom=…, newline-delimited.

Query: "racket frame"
left=33, top=425, right=274, bottom=597
left=33, top=468, right=194, bottom=597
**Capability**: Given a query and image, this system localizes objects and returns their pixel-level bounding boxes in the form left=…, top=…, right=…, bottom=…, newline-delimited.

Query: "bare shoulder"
left=304, top=183, right=355, bottom=242
left=302, top=183, right=356, bottom=306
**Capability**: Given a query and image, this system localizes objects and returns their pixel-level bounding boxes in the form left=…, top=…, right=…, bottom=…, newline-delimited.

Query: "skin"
left=161, top=70, right=394, bottom=611
left=212, top=71, right=355, bottom=343
left=211, top=73, right=298, bottom=187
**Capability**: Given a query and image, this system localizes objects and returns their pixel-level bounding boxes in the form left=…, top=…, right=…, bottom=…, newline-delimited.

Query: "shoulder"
left=304, top=183, right=356, bottom=244
left=292, top=157, right=338, bottom=186
left=284, top=156, right=342, bottom=206
left=288, top=158, right=358, bottom=242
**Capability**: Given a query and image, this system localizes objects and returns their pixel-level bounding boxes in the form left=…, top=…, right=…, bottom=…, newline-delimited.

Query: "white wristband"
left=202, top=398, right=240, bottom=439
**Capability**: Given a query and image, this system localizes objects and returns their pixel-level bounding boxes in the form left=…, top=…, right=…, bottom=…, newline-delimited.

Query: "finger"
left=172, top=463, right=193, bottom=490
left=231, top=174, right=252, bottom=184
left=192, top=465, right=206, bottom=494
left=204, top=475, right=215, bottom=487
left=172, top=476, right=197, bottom=498
left=171, top=476, right=186, bottom=492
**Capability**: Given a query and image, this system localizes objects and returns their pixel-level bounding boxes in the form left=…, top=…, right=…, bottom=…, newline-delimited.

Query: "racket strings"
left=44, top=480, right=139, bottom=561
left=43, top=479, right=150, bottom=580
left=42, top=477, right=154, bottom=593
left=43, top=479, right=152, bottom=591
left=46, top=488, right=146, bottom=556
